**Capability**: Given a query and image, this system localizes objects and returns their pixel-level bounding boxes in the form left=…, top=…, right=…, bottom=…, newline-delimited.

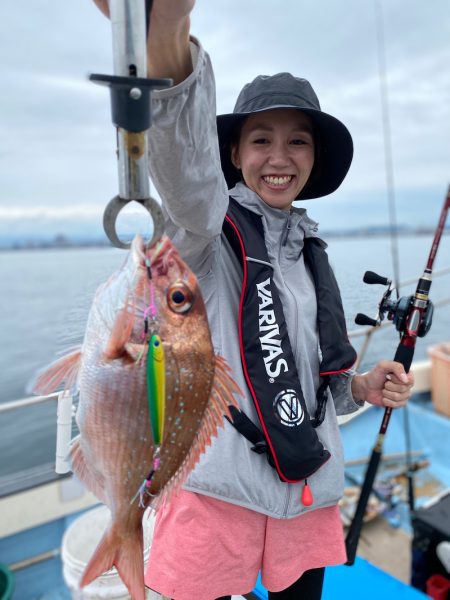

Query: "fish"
left=33, top=235, right=241, bottom=599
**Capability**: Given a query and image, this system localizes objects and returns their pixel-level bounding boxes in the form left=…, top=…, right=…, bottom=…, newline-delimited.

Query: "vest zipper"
left=281, top=212, right=292, bottom=247
left=282, top=483, right=292, bottom=517
left=284, top=278, right=301, bottom=374
left=279, top=213, right=301, bottom=367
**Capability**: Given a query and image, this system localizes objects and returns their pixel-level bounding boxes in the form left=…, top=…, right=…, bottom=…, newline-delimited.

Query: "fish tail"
left=80, top=522, right=145, bottom=600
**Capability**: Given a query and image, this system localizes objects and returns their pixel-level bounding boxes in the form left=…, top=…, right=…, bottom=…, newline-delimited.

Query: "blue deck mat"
left=252, top=557, right=428, bottom=599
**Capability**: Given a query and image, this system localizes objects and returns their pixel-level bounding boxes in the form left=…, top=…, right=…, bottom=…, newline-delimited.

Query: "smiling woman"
left=230, top=109, right=315, bottom=211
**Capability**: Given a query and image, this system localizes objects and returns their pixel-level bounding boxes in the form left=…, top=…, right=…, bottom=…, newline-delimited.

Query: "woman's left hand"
left=351, top=361, right=415, bottom=408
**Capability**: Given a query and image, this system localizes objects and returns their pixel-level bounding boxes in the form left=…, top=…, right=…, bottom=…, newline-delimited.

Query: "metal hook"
left=103, top=195, right=164, bottom=249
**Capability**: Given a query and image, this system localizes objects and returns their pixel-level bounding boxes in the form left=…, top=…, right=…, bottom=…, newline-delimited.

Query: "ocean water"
left=0, top=235, right=449, bottom=477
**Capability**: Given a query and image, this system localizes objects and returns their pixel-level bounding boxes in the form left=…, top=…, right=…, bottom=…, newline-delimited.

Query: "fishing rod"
left=90, top=0, right=170, bottom=249
left=373, top=0, right=416, bottom=514
left=345, top=186, right=450, bottom=566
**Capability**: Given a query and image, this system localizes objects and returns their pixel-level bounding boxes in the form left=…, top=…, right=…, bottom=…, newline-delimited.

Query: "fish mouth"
left=131, top=235, right=173, bottom=268
left=147, top=237, right=174, bottom=264
left=132, top=234, right=197, bottom=289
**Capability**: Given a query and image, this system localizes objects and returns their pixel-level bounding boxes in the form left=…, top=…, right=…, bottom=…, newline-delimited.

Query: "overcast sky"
left=0, top=0, right=449, bottom=241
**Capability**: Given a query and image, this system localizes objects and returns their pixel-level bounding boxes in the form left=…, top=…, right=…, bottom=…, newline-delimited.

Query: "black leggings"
left=214, top=566, right=325, bottom=600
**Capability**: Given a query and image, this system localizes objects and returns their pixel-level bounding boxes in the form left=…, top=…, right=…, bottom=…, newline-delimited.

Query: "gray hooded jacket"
left=148, top=39, right=362, bottom=519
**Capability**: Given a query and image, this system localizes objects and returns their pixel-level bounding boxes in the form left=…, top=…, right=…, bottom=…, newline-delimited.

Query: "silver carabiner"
left=103, top=195, right=164, bottom=249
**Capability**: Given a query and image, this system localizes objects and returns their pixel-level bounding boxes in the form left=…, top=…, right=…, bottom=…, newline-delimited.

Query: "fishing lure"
left=132, top=334, right=166, bottom=507
left=134, top=257, right=170, bottom=506
left=146, top=333, right=165, bottom=446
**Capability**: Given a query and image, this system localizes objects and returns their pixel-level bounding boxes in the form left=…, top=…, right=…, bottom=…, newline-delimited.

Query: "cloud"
left=1, top=0, right=449, bottom=239
left=0, top=206, right=103, bottom=220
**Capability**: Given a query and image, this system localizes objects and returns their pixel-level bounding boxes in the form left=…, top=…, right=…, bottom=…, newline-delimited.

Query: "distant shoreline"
left=0, top=226, right=448, bottom=251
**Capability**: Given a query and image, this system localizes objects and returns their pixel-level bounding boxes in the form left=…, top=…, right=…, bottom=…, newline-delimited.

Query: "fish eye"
left=167, top=282, right=193, bottom=314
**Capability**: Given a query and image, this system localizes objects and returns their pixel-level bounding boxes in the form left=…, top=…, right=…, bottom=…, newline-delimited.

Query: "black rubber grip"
left=345, top=448, right=382, bottom=565
left=393, top=343, right=415, bottom=373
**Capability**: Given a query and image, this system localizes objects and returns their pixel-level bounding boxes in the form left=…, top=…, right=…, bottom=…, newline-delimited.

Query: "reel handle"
left=355, top=313, right=378, bottom=327
left=363, top=271, right=391, bottom=286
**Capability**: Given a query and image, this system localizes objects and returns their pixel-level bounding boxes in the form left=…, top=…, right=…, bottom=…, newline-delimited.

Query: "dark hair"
left=298, top=120, right=322, bottom=199
left=228, top=117, right=246, bottom=152
left=226, top=117, right=246, bottom=182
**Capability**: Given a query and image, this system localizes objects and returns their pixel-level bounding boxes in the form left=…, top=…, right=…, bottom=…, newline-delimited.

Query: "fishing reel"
left=355, top=270, right=434, bottom=338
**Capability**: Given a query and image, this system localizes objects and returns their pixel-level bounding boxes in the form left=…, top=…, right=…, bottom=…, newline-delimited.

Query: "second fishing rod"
left=345, top=185, right=450, bottom=566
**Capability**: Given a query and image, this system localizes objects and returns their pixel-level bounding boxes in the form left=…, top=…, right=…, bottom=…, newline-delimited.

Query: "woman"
left=94, top=2, right=414, bottom=599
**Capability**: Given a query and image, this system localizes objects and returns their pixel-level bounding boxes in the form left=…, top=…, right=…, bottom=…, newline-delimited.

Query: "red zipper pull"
left=301, top=479, right=314, bottom=506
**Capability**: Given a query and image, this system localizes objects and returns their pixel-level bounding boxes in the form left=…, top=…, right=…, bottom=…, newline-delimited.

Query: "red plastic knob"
left=301, top=480, right=314, bottom=506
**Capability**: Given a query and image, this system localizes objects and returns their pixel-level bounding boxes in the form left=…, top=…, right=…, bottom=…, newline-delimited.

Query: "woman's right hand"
left=92, top=0, right=195, bottom=26
left=92, top=0, right=195, bottom=83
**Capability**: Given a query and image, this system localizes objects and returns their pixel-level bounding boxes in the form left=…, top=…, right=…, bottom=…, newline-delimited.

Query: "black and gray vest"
left=223, top=198, right=357, bottom=483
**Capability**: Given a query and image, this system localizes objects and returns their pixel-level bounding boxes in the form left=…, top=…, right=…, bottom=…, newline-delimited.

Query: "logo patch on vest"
left=273, top=389, right=304, bottom=427
left=256, top=277, right=288, bottom=379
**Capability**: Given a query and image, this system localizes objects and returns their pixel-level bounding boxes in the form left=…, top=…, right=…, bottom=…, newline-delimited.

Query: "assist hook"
left=91, top=0, right=171, bottom=249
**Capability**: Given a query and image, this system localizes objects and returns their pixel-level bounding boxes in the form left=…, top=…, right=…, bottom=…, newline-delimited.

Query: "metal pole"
left=110, top=0, right=150, bottom=201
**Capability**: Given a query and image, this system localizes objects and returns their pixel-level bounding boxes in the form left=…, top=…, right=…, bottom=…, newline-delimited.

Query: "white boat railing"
left=0, top=392, right=59, bottom=413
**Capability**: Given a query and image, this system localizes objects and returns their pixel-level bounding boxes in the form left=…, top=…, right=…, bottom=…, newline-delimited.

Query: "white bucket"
left=61, top=505, right=162, bottom=600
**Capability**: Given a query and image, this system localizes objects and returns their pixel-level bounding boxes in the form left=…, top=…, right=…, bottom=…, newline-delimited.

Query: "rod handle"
left=393, top=342, right=414, bottom=373
left=345, top=448, right=382, bottom=565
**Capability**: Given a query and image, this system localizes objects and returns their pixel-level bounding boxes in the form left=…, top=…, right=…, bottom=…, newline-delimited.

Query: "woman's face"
left=231, top=109, right=315, bottom=211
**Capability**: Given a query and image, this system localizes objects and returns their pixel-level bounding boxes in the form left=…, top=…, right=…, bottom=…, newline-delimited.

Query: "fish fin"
left=103, top=299, right=136, bottom=361
left=124, top=342, right=146, bottom=362
left=80, top=522, right=145, bottom=600
left=32, top=348, right=82, bottom=396
left=153, top=355, right=241, bottom=510
left=70, top=437, right=107, bottom=504
left=211, top=354, right=243, bottom=416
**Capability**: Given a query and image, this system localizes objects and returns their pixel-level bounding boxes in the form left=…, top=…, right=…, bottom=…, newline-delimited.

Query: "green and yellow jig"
left=146, top=333, right=165, bottom=446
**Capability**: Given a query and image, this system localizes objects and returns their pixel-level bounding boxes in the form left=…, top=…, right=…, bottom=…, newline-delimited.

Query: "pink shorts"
left=145, top=490, right=346, bottom=600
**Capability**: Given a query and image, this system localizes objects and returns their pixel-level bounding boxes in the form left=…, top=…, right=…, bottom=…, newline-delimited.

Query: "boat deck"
left=1, top=390, right=448, bottom=599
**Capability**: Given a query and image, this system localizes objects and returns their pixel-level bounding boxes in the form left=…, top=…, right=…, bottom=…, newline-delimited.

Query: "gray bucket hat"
left=216, top=73, right=353, bottom=200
